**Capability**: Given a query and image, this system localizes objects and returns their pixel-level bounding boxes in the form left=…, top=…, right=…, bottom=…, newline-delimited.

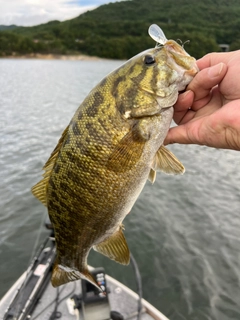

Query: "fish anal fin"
left=152, top=145, right=185, bottom=175
left=93, top=227, right=130, bottom=265
left=51, top=262, right=101, bottom=290
left=148, top=168, right=156, bottom=184
left=31, top=125, right=69, bottom=205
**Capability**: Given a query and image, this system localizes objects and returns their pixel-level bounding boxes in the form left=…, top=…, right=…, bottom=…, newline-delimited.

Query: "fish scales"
left=32, top=36, right=198, bottom=289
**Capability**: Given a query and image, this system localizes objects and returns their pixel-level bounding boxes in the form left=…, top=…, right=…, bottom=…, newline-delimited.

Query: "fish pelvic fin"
left=151, top=145, right=185, bottom=175
left=31, top=125, right=69, bottom=205
left=51, top=262, right=100, bottom=290
left=93, top=226, right=130, bottom=265
left=148, top=168, right=156, bottom=184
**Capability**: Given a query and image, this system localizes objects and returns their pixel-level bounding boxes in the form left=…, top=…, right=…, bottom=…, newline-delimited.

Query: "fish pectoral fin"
left=93, top=228, right=130, bottom=265
left=31, top=125, right=70, bottom=205
left=148, top=168, right=156, bottom=184
left=152, top=145, right=185, bottom=175
left=51, top=262, right=101, bottom=290
left=107, top=127, right=145, bottom=172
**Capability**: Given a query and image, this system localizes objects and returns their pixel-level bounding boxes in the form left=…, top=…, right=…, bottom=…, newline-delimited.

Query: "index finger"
left=187, top=62, right=227, bottom=103
left=197, top=51, right=238, bottom=70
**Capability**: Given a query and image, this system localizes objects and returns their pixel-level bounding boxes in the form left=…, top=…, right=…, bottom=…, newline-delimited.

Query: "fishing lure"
left=148, top=24, right=167, bottom=47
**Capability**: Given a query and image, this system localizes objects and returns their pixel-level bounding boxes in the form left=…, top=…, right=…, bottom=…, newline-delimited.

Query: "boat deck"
left=0, top=272, right=169, bottom=320
left=0, top=236, right=169, bottom=320
left=30, top=276, right=155, bottom=320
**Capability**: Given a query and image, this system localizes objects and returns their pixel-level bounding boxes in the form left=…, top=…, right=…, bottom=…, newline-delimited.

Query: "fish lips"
left=177, top=66, right=199, bottom=94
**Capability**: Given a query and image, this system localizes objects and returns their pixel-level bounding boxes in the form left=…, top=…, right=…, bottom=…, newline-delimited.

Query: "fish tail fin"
left=81, top=269, right=101, bottom=290
left=51, top=263, right=81, bottom=287
left=51, top=262, right=100, bottom=290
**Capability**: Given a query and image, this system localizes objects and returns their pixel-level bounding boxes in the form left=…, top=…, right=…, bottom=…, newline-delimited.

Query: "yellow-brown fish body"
left=32, top=38, right=198, bottom=288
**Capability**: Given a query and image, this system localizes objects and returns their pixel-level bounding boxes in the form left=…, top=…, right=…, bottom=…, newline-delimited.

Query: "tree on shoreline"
left=0, top=0, right=239, bottom=59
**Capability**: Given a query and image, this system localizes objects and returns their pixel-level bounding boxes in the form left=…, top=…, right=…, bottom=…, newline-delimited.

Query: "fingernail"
left=208, top=63, right=224, bottom=78
left=180, top=90, right=191, bottom=100
left=179, top=90, right=191, bottom=101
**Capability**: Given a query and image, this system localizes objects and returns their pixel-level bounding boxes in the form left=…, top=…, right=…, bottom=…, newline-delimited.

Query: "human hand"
left=165, top=50, right=240, bottom=150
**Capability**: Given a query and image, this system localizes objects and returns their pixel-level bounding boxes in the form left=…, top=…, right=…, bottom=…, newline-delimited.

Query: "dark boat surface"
left=0, top=233, right=169, bottom=320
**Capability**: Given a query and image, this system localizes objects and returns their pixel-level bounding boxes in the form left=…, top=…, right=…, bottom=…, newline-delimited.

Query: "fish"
left=32, top=26, right=198, bottom=290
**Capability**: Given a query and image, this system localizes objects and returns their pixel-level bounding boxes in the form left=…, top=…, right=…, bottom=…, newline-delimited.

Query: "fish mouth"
left=185, top=66, right=199, bottom=77
left=176, top=64, right=198, bottom=94
left=160, top=105, right=173, bottom=113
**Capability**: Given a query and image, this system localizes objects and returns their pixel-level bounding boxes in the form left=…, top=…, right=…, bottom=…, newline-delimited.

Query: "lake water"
left=0, top=58, right=240, bottom=320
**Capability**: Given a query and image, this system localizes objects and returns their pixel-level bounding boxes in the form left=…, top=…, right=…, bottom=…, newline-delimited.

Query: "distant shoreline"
left=0, top=53, right=104, bottom=61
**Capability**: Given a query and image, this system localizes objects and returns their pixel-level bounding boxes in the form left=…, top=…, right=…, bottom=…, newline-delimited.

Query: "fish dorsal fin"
left=152, top=145, right=185, bottom=175
left=51, top=262, right=100, bottom=290
left=148, top=168, right=156, bottom=184
left=31, top=125, right=69, bottom=205
left=93, top=226, right=130, bottom=265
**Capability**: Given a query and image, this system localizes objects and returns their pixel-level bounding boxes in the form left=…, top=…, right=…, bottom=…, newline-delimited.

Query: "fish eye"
left=144, top=55, right=155, bottom=65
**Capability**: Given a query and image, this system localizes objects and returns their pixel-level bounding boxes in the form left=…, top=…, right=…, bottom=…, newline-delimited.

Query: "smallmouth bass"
left=32, top=26, right=198, bottom=289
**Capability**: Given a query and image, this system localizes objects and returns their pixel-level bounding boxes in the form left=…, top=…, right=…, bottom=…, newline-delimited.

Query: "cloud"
left=0, top=0, right=117, bottom=27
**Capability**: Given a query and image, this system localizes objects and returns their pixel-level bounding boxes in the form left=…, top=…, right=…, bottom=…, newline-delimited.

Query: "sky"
left=0, top=0, right=120, bottom=27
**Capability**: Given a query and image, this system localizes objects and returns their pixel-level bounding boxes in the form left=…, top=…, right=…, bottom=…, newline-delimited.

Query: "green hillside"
left=1, top=0, right=240, bottom=59
left=0, top=25, right=17, bottom=31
